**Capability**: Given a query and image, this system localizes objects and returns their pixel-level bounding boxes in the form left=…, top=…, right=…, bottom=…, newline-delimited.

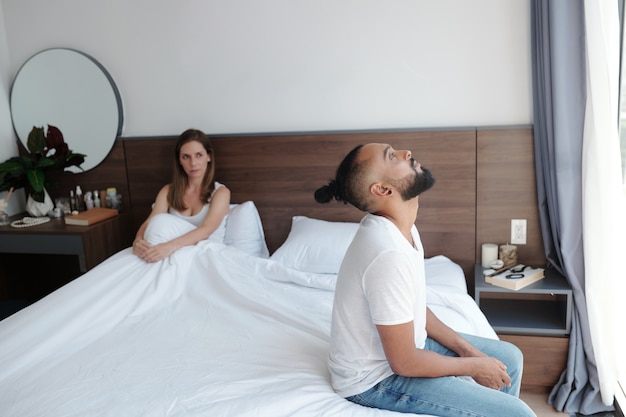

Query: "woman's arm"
left=137, top=186, right=231, bottom=263
left=132, top=185, right=171, bottom=258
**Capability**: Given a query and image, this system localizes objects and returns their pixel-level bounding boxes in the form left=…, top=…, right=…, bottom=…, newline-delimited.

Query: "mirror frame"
left=10, top=48, right=124, bottom=172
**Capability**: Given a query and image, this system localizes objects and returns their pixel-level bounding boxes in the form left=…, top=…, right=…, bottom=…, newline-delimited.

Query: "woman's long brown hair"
left=167, top=129, right=216, bottom=211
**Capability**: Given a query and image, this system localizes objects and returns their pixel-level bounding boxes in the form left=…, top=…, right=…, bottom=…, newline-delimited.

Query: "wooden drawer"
left=499, top=334, right=568, bottom=391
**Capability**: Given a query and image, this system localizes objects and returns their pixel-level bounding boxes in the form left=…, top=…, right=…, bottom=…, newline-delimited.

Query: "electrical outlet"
left=511, top=219, right=527, bottom=244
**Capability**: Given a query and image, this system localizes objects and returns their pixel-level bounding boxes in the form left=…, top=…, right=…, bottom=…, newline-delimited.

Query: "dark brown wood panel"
left=476, top=128, right=546, bottom=268
left=15, top=127, right=551, bottom=292
left=124, top=129, right=477, bottom=280
left=123, top=137, right=178, bottom=228
left=213, top=130, right=477, bottom=278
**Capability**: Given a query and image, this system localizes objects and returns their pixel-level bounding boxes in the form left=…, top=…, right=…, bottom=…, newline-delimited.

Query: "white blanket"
left=0, top=229, right=495, bottom=416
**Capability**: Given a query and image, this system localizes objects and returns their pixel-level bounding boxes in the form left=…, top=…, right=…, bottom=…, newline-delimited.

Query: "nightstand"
left=474, top=264, right=572, bottom=336
left=0, top=213, right=132, bottom=272
left=475, top=264, right=572, bottom=390
left=0, top=213, right=133, bottom=305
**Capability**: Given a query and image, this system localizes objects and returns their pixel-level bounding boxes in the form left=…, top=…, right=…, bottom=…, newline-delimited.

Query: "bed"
left=0, top=127, right=541, bottom=416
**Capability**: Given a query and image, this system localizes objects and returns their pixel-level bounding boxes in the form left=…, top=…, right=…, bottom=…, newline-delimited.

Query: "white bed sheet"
left=0, top=239, right=495, bottom=417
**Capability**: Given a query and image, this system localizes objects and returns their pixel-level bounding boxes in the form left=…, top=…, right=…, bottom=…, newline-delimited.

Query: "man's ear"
left=370, top=182, right=392, bottom=197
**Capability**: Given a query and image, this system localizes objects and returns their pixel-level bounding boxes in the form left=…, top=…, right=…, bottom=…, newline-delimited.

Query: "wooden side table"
left=0, top=213, right=132, bottom=272
left=474, top=264, right=572, bottom=336
left=0, top=213, right=133, bottom=306
left=474, top=264, right=571, bottom=390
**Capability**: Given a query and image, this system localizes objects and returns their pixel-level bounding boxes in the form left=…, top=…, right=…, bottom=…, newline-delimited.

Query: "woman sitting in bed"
left=132, top=128, right=231, bottom=263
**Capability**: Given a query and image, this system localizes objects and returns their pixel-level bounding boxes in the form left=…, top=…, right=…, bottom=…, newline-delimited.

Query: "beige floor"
left=520, top=390, right=568, bottom=417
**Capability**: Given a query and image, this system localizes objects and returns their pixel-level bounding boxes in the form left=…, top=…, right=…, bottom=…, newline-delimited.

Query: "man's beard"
left=396, top=166, right=435, bottom=201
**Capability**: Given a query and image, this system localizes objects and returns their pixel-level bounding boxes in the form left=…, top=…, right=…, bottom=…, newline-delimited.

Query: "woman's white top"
left=143, top=181, right=227, bottom=244
left=168, top=181, right=224, bottom=227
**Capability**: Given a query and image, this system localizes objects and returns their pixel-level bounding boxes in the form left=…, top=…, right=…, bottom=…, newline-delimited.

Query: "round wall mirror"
left=10, top=48, right=123, bottom=172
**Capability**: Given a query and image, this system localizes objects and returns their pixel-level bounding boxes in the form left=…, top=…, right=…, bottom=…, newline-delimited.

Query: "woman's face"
left=179, top=140, right=211, bottom=180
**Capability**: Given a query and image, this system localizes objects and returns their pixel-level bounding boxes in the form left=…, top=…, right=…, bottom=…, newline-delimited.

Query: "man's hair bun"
left=314, top=180, right=339, bottom=204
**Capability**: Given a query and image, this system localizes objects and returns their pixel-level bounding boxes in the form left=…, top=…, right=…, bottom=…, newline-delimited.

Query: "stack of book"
left=64, top=207, right=118, bottom=226
left=485, top=265, right=545, bottom=290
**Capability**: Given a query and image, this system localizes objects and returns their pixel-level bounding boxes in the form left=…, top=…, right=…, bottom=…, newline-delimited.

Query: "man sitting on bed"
left=314, top=143, right=536, bottom=417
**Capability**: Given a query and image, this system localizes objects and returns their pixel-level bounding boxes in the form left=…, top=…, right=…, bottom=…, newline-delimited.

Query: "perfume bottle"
left=85, top=191, right=94, bottom=210
left=93, top=191, right=101, bottom=208
left=75, top=186, right=86, bottom=212
left=69, top=190, right=76, bottom=212
left=0, top=197, right=9, bottom=226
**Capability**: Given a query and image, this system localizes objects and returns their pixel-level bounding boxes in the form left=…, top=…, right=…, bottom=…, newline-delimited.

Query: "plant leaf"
left=34, top=158, right=56, bottom=170
left=27, top=126, right=46, bottom=154
left=65, top=152, right=86, bottom=169
left=0, top=158, right=27, bottom=174
left=25, top=169, right=45, bottom=193
left=17, top=155, right=34, bottom=168
left=0, top=172, right=8, bottom=191
left=1, top=125, right=86, bottom=195
left=45, top=125, right=65, bottom=149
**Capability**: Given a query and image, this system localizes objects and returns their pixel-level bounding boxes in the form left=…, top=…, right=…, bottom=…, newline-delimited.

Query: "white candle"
left=481, top=243, right=498, bottom=268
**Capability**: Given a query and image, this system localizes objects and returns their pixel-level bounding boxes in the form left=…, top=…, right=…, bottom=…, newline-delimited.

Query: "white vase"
left=25, top=188, right=54, bottom=217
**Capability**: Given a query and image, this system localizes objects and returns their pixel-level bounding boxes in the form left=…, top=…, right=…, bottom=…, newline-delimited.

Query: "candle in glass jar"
left=481, top=243, right=498, bottom=268
left=499, top=244, right=518, bottom=268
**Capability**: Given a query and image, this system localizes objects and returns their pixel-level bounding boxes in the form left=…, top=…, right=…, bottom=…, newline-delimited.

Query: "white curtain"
left=582, top=0, right=626, bottom=406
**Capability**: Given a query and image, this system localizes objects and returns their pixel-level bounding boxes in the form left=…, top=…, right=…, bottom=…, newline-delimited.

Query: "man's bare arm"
left=376, top=315, right=511, bottom=390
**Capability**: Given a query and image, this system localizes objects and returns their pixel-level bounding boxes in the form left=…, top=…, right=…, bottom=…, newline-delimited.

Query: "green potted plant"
left=0, top=125, right=86, bottom=216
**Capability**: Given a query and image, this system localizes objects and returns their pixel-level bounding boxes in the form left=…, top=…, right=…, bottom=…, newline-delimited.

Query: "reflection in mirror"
left=10, top=48, right=123, bottom=172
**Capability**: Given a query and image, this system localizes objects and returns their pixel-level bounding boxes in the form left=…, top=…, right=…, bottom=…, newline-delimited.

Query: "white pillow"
left=146, top=201, right=268, bottom=257
left=270, top=216, right=359, bottom=274
left=224, top=201, right=269, bottom=258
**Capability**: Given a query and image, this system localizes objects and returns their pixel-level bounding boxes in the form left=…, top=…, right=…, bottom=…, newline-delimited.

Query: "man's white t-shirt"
left=328, top=213, right=427, bottom=398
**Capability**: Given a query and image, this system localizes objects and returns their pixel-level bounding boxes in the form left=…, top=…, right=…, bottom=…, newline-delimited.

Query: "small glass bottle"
left=75, top=186, right=84, bottom=212
left=0, top=199, right=9, bottom=226
left=106, top=187, right=117, bottom=209
left=93, top=191, right=101, bottom=208
left=85, top=191, right=94, bottom=210
left=69, top=190, right=76, bottom=212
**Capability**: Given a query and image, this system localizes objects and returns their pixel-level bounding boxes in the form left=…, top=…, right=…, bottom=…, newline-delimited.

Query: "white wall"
left=0, top=0, right=532, bottom=145
left=0, top=2, right=25, bottom=214
left=0, top=2, right=15, bottom=162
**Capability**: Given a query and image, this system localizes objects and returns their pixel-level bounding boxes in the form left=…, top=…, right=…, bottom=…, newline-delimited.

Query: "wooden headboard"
left=47, top=126, right=545, bottom=291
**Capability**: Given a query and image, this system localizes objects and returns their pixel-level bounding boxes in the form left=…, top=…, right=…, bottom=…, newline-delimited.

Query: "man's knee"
left=499, top=340, right=524, bottom=366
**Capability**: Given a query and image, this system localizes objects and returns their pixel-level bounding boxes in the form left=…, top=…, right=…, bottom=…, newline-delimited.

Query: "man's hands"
left=377, top=309, right=513, bottom=391
left=455, top=341, right=511, bottom=391
left=467, top=355, right=511, bottom=391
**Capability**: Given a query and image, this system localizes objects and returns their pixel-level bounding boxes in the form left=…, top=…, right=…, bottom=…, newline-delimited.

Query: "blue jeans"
left=347, top=333, right=536, bottom=417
